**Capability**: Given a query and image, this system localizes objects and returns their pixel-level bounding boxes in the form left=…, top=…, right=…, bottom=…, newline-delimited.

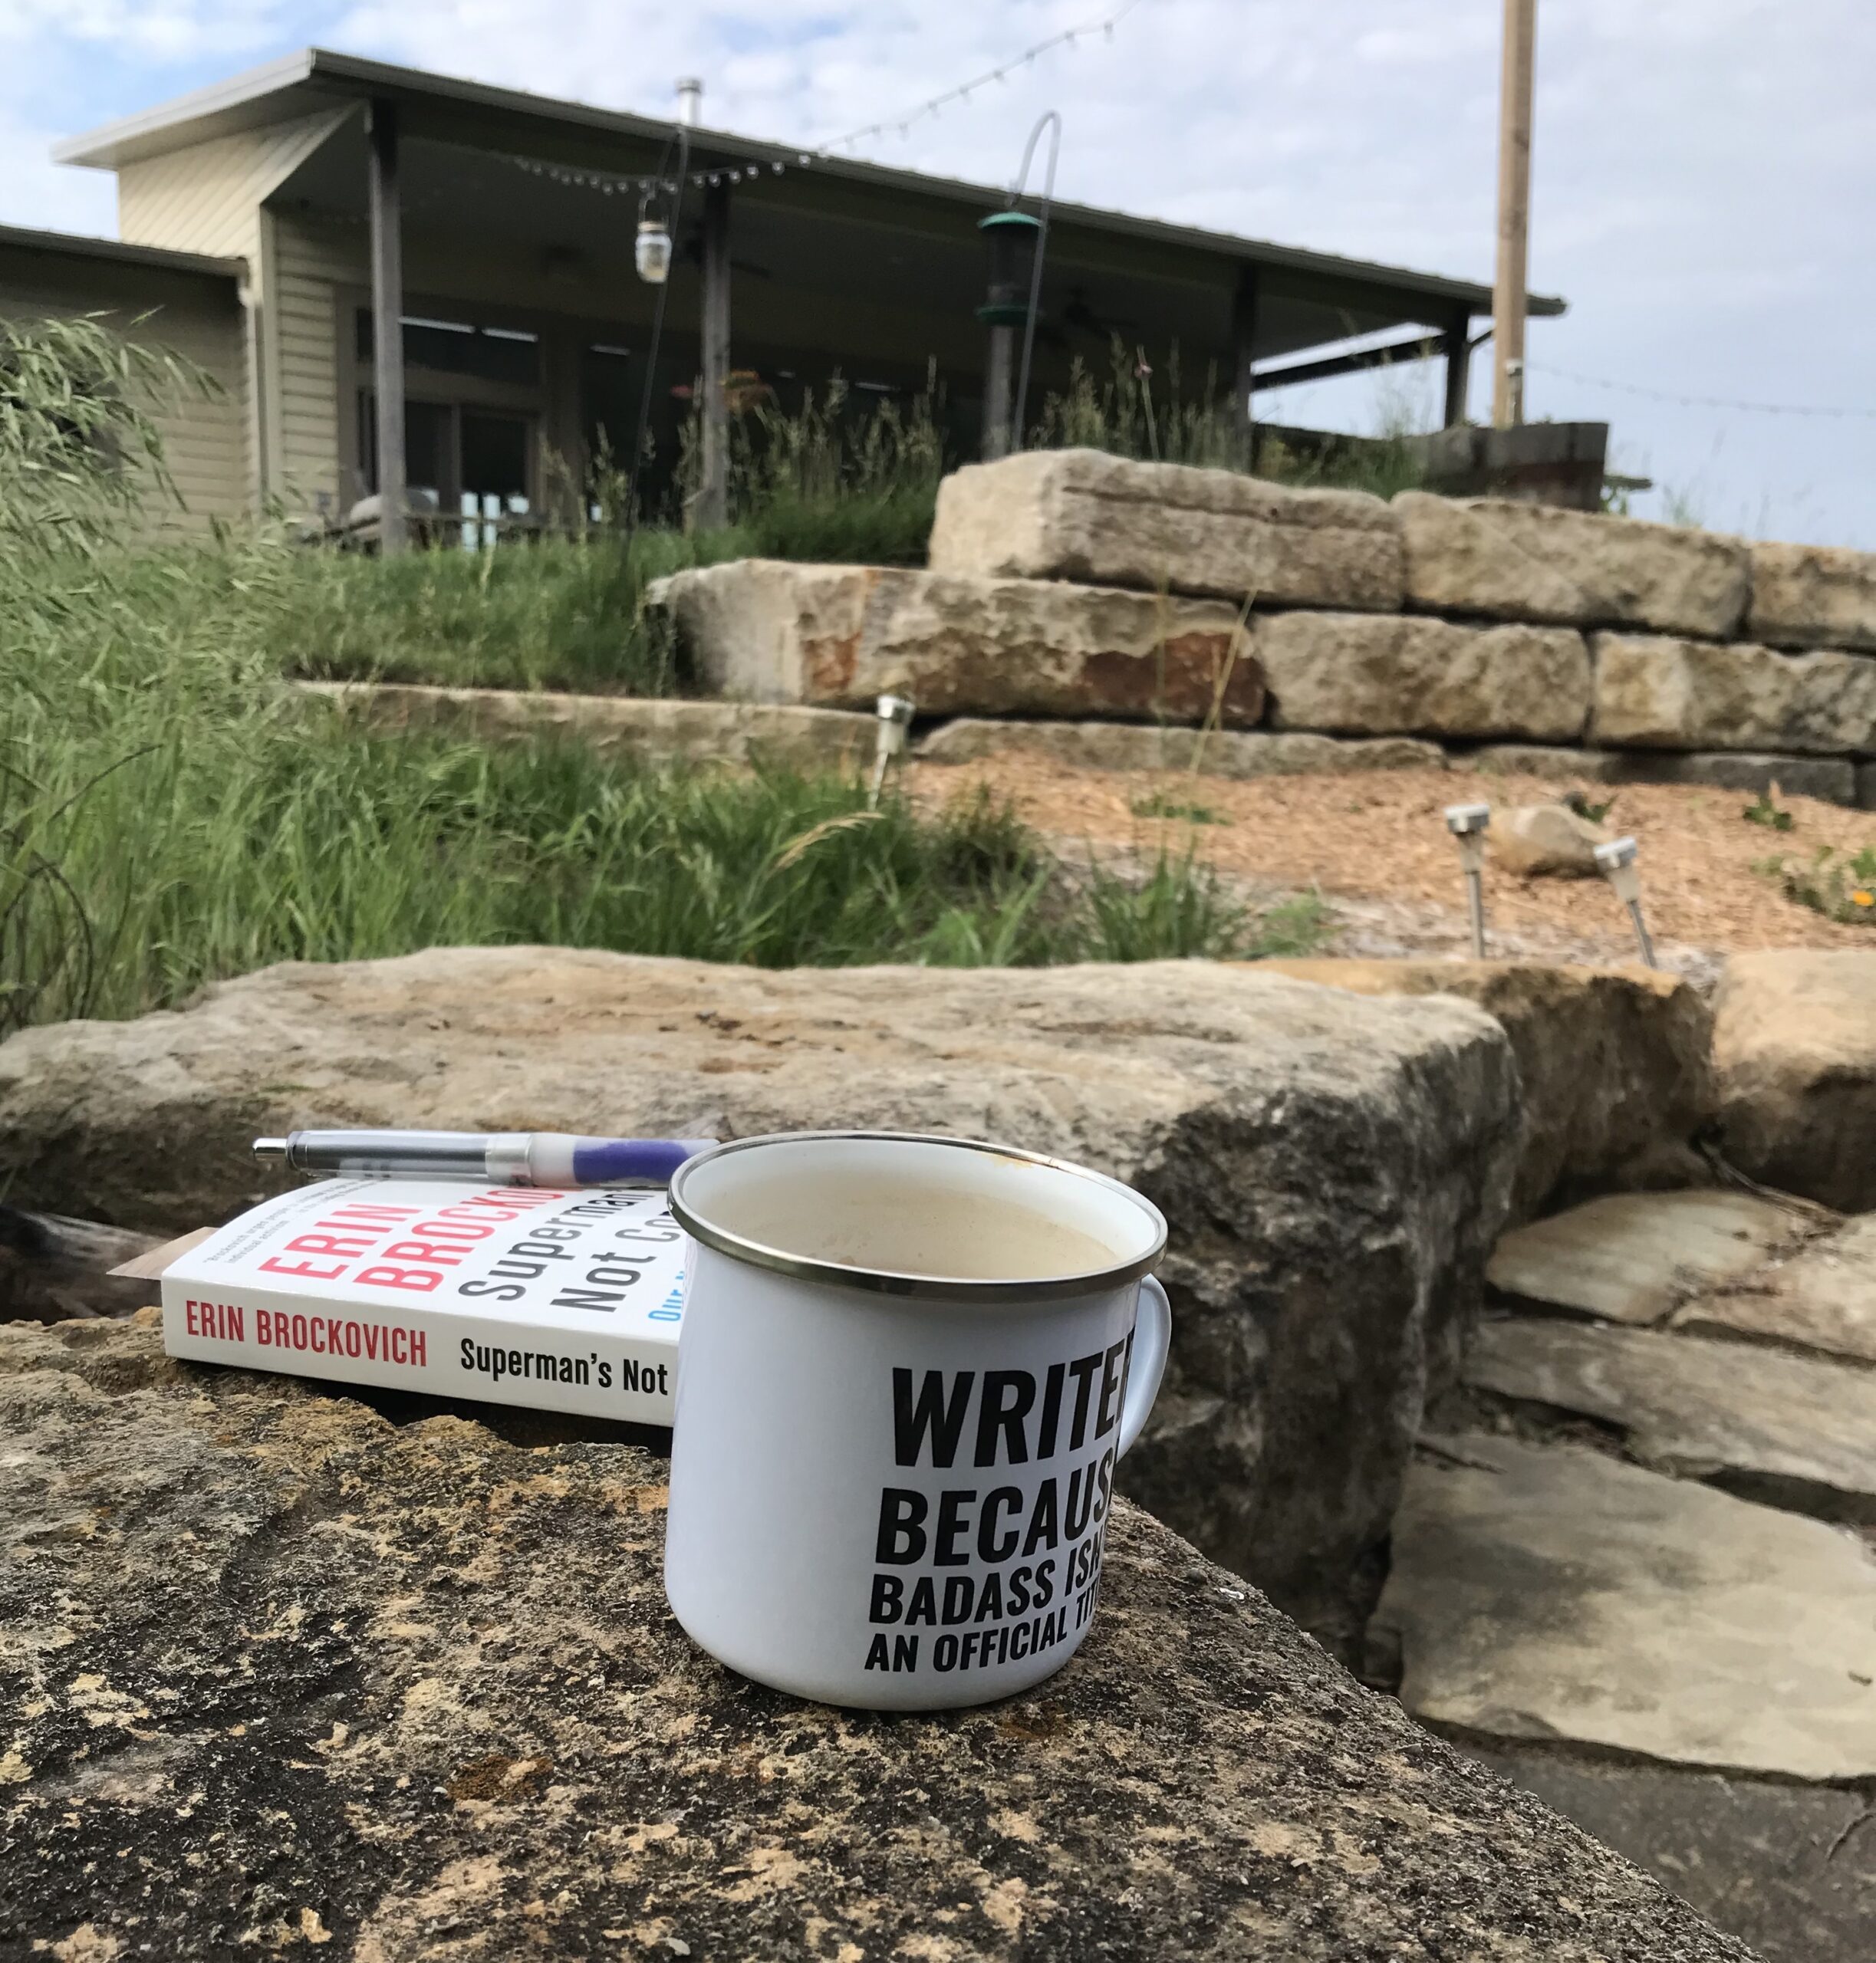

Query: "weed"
left=1131, top=791, right=1227, bottom=826
left=1756, top=844, right=1876, bottom=924
left=1743, top=788, right=1794, bottom=832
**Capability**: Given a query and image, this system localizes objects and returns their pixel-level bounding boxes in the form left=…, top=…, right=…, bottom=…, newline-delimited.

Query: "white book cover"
left=160, top=1178, right=686, bottom=1423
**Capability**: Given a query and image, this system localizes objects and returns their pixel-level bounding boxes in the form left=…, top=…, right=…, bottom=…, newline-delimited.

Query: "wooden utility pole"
left=1492, top=0, right=1536, bottom=429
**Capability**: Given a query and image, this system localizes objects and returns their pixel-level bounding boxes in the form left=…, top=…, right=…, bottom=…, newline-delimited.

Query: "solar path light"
left=1595, top=836, right=1658, bottom=968
left=869, top=693, right=916, bottom=808
left=1443, top=802, right=1492, bottom=958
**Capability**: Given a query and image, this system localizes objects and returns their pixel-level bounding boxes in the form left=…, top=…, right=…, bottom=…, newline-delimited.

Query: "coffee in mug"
left=663, top=1131, right=1171, bottom=1709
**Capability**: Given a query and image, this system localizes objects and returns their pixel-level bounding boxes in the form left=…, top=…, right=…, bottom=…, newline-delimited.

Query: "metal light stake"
left=1444, top=803, right=1492, bottom=958
left=1595, top=836, right=1658, bottom=968
left=869, top=693, right=916, bottom=807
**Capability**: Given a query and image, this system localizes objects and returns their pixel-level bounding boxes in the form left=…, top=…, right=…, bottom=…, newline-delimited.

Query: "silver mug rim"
left=666, top=1129, right=1168, bottom=1303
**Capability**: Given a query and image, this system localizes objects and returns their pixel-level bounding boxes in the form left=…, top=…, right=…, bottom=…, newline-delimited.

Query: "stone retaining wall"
left=651, top=448, right=1876, bottom=806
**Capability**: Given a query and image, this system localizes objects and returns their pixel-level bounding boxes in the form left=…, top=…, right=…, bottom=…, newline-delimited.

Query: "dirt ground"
left=907, top=758, right=1876, bottom=976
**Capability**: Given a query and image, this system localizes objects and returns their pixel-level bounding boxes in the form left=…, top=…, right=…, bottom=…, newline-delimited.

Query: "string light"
left=502, top=0, right=1152, bottom=203
left=1529, top=360, right=1876, bottom=422
left=815, top=0, right=1151, bottom=156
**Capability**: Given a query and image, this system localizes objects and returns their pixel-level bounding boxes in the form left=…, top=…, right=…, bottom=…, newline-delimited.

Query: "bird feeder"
left=976, top=209, right=1044, bottom=327
left=1443, top=803, right=1492, bottom=958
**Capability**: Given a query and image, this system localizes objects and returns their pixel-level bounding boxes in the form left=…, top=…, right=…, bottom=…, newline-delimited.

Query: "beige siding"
left=116, top=110, right=349, bottom=263
left=0, top=247, right=245, bottom=533
left=271, top=210, right=362, bottom=515
left=117, top=108, right=349, bottom=509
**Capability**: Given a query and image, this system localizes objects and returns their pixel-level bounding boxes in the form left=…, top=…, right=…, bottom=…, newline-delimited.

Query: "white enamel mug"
left=663, top=1132, right=1172, bottom=1709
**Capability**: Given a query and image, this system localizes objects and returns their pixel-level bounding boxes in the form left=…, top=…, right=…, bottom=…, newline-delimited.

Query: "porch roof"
left=58, top=48, right=1564, bottom=380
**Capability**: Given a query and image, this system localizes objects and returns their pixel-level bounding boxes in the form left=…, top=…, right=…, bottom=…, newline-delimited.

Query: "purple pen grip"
left=570, top=1138, right=703, bottom=1185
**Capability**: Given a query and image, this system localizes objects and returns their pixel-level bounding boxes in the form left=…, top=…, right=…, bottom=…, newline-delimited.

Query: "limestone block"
left=0, top=1317, right=1745, bottom=1961
left=1375, top=1434, right=1876, bottom=1779
left=1485, top=1189, right=1806, bottom=1323
left=1713, top=950, right=1876, bottom=1212
left=1259, top=612, right=1591, bottom=741
left=1469, top=743, right=1858, bottom=804
left=1749, top=538, right=1876, bottom=651
left=917, top=718, right=1444, bottom=777
left=1463, top=1744, right=1876, bottom=1963
left=0, top=948, right=1519, bottom=1649
left=1260, top=960, right=1715, bottom=1219
left=649, top=559, right=1262, bottom=724
left=296, top=679, right=874, bottom=769
left=1591, top=633, right=1876, bottom=755
left=1493, top=803, right=1609, bottom=877
left=927, top=448, right=1405, bottom=609
left=1466, top=1317, right=1876, bottom=1519
left=1396, top=492, right=1750, bottom=636
left=1675, top=1214, right=1876, bottom=1366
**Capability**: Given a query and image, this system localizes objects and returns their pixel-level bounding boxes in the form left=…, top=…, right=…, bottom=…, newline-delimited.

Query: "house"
left=35, top=47, right=1565, bottom=541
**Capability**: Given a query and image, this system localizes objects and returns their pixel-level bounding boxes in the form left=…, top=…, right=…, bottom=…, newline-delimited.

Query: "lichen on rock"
left=0, top=1316, right=1749, bottom=1960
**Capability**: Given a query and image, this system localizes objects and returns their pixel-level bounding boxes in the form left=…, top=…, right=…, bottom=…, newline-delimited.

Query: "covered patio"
left=61, top=48, right=1566, bottom=547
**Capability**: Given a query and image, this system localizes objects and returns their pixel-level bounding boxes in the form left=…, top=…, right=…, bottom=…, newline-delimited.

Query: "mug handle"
left=1117, top=1274, right=1173, bottom=1460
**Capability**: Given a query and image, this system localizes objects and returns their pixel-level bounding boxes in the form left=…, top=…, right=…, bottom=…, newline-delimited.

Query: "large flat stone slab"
left=1749, top=538, right=1876, bottom=652
left=0, top=1320, right=1747, bottom=1962
left=1466, top=1315, right=1876, bottom=1518
left=1485, top=1189, right=1807, bottom=1322
left=1468, top=742, right=1859, bottom=804
left=649, top=559, right=1265, bottom=723
left=917, top=717, right=1443, bottom=775
left=1591, top=633, right=1876, bottom=755
left=927, top=447, right=1405, bottom=609
left=0, top=950, right=1519, bottom=1649
left=1676, top=1212, right=1876, bottom=1365
left=1463, top=1743, right=1876, bottom=1963
left=1259, top=961, right=1714, bottom=1220
left=1395, top=492, right=1751, bottom=637
left=1260, top=612, right=1591, bottom=741
left=1374, top=1432, right=1876, bottom=1778
left=298, top=679, right=875, bottom=768
left=1713, top=950, right=1876, bottom=1213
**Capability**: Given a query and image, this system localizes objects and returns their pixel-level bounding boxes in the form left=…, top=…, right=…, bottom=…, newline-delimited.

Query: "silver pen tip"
left=252, top=1138, right=289, bottom=1162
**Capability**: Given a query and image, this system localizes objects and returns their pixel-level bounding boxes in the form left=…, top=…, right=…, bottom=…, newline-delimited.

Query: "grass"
left=2, top=534, right=1287, bottom=1034
left=0, top=315, right=1322, bottom=1034
left=278, top=531, right=722, bottom=695
left=1131, top=790, right=1228, bottom=826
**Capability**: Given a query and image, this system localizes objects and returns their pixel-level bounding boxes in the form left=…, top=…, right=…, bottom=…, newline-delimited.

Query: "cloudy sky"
left=8, top=0, right=1874, bottom=545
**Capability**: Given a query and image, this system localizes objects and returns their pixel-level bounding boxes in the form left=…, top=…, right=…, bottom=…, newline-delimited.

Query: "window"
left=355, top=310, right=541, bottom=387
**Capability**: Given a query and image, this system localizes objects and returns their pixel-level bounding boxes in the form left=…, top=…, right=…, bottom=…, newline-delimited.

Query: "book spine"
left=161, top=1281, right=676, bottom=1424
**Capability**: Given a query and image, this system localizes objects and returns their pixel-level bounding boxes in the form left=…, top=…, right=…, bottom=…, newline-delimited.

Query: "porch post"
left=982, top=325, right=1014, bottom=461
left=1441, top=311, right=1474, bottom=428
left=1231, top=265, right=1261, bottom=465
left=367, top=99, right=407, bottom=554
left=696, top=177, right=732, bottom=531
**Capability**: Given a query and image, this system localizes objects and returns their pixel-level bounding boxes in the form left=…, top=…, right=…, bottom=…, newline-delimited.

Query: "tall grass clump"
left=273, top=528, right=736, bottom=695
left=1, top=317, right=1279, bottom=1035
left=1032, top=338, right=1428, bottom=500
left=698, top=371, right=946, bottom=566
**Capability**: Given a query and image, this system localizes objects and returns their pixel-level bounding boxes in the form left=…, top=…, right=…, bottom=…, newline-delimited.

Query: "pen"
left=252, top=1129, right=717, bottom=1188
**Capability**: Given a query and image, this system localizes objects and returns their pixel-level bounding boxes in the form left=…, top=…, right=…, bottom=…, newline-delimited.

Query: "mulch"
left=907, top=757, right=1876, bottom=962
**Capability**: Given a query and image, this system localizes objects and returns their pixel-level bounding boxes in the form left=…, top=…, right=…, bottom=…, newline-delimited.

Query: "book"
left=159, top=1177, right=686, bottom=1423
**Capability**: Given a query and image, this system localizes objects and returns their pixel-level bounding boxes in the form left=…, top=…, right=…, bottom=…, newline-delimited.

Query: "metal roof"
left=56, top=46, right=1564, bottom=322
left=0, top=221, right=244, bottom=283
